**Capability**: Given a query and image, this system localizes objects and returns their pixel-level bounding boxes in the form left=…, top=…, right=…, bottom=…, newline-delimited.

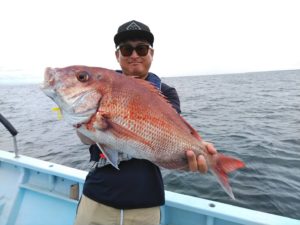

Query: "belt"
left=89, top=153, right=132, bottom=171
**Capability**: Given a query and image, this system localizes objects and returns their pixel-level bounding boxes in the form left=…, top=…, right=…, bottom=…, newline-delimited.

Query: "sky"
left=0, top=0, right=300, bottom=83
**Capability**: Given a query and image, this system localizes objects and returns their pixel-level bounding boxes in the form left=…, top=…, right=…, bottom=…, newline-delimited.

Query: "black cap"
left=114, top=20, right=154, bottom=47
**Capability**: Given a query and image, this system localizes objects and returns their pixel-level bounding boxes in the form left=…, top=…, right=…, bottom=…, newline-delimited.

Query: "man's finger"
left=197, top=155, right=208, bottom=173
left=186, top=150, right=197, bottom=172
left=203, top=141, right=217, bottom=155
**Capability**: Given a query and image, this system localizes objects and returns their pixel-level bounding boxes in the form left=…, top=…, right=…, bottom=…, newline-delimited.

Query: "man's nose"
left=130, top=49, right=139, bottom=58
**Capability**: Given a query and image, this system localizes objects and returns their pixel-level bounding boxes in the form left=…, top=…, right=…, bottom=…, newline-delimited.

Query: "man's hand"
left=186, top=141, right=217, bottom=173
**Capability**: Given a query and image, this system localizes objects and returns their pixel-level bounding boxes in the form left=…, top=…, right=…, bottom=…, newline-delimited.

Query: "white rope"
left=120, top=209, right=124, bottom=225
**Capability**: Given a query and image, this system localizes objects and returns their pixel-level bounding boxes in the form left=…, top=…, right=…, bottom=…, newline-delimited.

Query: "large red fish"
left=42, top=65, right=245, bottom=199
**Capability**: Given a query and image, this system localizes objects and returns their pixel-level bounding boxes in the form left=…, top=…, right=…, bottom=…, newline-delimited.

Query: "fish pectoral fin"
left=93, top=112, right=109, bottom=130
left=107, top=121, right=151, bottom=147
left=96, top=143, right=119, bottom=170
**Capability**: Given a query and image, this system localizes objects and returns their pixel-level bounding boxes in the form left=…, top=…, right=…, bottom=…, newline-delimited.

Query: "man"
left=74, top=20, right=217, bottom=225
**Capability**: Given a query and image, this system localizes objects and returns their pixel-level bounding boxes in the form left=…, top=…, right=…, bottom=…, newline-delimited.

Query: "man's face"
left=115, top=40, right=154, bottom=80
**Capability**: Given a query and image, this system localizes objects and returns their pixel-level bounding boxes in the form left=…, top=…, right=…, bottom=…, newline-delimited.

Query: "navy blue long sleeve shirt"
left=83, top=79, right=181, bottom=209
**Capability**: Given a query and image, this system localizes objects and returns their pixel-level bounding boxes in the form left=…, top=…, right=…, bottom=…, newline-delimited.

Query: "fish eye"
left=76, top=71, right=89, bottom=82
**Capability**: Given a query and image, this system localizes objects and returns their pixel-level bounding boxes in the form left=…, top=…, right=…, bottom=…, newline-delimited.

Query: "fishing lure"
left=51, top=107, right=63, bottom=120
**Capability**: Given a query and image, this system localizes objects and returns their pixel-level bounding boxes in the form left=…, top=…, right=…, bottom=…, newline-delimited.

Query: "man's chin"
left=128, top=70, right=145, bottom=78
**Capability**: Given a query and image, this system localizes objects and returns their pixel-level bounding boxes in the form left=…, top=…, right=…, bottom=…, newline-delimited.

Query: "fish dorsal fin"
left=129, top=77, right=174, bottom=107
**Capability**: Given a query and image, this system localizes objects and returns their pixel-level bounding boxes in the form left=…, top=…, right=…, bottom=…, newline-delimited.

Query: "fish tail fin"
left=211, top=154, right=245, bottom=200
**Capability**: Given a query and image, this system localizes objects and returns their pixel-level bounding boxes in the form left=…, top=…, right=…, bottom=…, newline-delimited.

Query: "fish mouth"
left=41, top=85, right=100, bottom=127
left=42, top=67, right=57, bottom=89
left=41, top=85, right=56, bottom=99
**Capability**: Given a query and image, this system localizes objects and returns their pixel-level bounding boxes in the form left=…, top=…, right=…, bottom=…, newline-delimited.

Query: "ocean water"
left=0, top=70, right=300, bottom=220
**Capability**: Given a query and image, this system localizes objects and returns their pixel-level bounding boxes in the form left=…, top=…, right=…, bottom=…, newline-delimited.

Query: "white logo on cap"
left=126, top=22, right=141, bottom=30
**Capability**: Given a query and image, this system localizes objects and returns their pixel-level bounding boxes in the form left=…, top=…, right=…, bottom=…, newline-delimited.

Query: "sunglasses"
left=117, top=44, right=152, bottom=57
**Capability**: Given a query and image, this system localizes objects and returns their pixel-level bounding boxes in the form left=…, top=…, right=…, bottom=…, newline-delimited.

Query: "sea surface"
left=0, top=70, right=300, bottom=220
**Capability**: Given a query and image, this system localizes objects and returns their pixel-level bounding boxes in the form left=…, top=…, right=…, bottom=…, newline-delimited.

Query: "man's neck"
left=116, top=70, right=148, bottom=80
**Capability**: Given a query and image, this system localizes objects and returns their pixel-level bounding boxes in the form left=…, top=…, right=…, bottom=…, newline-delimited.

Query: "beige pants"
left=74, top=195, right=161, bottom=225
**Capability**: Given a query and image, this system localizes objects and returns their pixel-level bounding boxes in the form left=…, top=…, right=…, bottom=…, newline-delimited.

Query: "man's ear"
left=149, top=48, right=154, bottom=58
left=115, top=50, right=120, bottom=62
